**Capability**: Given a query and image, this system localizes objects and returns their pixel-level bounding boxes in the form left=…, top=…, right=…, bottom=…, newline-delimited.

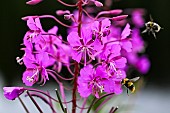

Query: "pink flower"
left=132, top=9, right=145, bottom=28
left=67, top=28, right=97, bottom=65
left=23, top=17, right=45, bottom=49
left=119, top=23, right=132, bottom=52
left=22, top=49, right=51, bottom=86
left=108, top=23, right=132, bottom=52
left=131, top=28, right=145, bottom=52
left=91, top=19, right=111, bottom=50
left=78, top=65, right=107, bottom=98
left=3, top=87, right=25, bottom=100
left=26, top=0, right=43, bottom=5
left=136, top=56, right=150, bottom=74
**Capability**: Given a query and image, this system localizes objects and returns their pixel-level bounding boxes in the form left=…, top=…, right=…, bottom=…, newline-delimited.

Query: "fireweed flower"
left=78, top=65, right=108, bottom=98
left=23, top=17, right=45, bottom=48
left=104, top=69, right=126, bottom=94
left=67, top=28, right=97, bottom=65
left=51, top=44, right=71, bottom=72
left=91, top=18, right=111, bottom=50
left=3, top=87, right=25, bottom=100
left=22, top=49, right=52, bottom=86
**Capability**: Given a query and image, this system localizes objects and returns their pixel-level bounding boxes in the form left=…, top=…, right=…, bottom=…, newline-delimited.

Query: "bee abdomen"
left=129, top=85, right=135, bottom=93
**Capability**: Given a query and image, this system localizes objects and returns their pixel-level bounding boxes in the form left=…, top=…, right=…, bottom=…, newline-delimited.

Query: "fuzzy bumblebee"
left=121, top=77, right=140, bottom=94
left=142, top=15, right=162, bottom=39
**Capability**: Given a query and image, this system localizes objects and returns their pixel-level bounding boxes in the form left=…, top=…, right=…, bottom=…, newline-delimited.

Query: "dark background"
left=0, top=0, right=169, bottom=87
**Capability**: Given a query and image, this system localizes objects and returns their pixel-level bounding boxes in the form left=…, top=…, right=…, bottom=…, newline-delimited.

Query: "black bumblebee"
left=121, top=77, right=140, bottom=95
left=142, top=15, right=162, bottom=39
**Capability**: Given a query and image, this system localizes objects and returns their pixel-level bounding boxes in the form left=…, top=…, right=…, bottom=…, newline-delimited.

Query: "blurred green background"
left=0, top=0, right=169, bottom=88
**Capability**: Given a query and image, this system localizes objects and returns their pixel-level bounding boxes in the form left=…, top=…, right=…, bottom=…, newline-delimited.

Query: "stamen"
left=109, top=62, right=117, bottom=72
left=26, top=69, right=39, bottom=83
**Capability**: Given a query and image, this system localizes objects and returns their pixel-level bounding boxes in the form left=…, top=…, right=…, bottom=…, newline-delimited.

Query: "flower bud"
left=3, top=87, right=25, bottom=100
left=56, top=10, right=70, bottom=16
left=112, top=15, right=128, bottom=21
left=94, top=1, right=103, bottom=7
left=26, top=0, right=42, bottom=5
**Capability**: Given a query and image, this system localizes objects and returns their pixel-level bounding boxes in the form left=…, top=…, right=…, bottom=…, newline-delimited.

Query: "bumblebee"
left=142, top=15, right=162, bottom=39
left=121, top=77, right=140, bottom=95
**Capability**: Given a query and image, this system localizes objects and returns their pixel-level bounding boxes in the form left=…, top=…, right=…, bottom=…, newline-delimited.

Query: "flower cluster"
left=3, top=0, right=150, bottom=113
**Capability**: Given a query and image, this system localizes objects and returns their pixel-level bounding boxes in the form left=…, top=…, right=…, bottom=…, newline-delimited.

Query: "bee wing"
left=129, top=77, right=140, bottom=82
left=151, top=30, right=157, bottom=39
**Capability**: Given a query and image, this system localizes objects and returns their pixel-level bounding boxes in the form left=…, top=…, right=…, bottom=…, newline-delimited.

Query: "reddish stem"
left=72, top=1, right=82, bottom=113
left=72, top=62, right=79, bottom=113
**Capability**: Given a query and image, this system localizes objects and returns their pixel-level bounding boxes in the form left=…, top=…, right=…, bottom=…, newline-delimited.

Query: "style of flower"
left=77, top=65, right=108, bottom=98
left=67, top=28, right=97, bottom=65
left=3, top=87, right=25, bottom=100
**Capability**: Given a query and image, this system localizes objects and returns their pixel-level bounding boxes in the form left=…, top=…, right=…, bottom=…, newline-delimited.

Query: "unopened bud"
left=26, top=0, right=42, bottom=5
left=112, top=15, right=128, bottom=21
left=56, top=10, right=70, bottom=16
left=109, top=9, right=123, bottom=15
left=94, top=1, right=103, bottom=7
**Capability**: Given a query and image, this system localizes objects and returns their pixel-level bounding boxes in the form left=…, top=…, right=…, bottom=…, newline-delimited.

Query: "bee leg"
left=151, top=30, right=157, bottom=39
left=142, top=29, right=148, bottom=34
left=127, top=89, right=129, bottom=96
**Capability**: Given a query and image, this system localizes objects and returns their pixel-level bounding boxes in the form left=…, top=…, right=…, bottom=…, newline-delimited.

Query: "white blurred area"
left=0, top=73, right=170, bottom=113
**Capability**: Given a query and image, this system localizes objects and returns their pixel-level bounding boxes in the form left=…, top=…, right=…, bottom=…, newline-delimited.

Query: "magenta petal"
left=67, top=32, right=81, bottom=47
left=3, top=87, right=24, bottom=100
left=27, top=17, right=38, bottom=30
left=72, top=51, right=83, bottom=63
left=35, top=18, right=42, bottom=30
left=22, top=70, right=38, bottom=86
left=81, top=28, right=93, bottom=44
left=115, top=57, right=127, bottom=69
left=103, top=79, right=122, bottom=94
left=101, top=18, right=111, bottom=29
left=110, top=44, right=121, bottom=56
left=80, top=65, right=93, bottom=79
left=78, top=79, right=92, bottom=98
left=121, top=23, right=131, bottom=39
left=121, top=40, right=132, bottom=52
left=136, top=56, right=150, bottom=74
